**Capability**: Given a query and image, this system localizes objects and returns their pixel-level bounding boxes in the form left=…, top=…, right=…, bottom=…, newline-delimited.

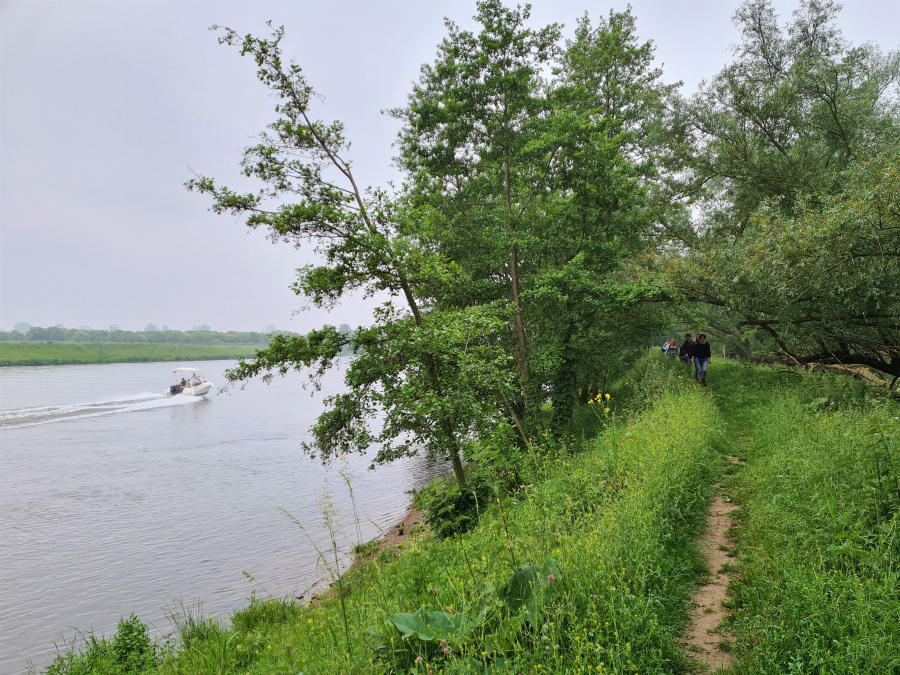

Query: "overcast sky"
left=2, top=0, right=897, bottom=333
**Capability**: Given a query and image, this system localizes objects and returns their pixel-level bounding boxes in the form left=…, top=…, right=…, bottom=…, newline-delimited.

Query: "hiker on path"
left=663, top=338, right=679, bottom=357
left=679, top=333, right=694, bottom=372
left=692, top=334, right=712, bottom=385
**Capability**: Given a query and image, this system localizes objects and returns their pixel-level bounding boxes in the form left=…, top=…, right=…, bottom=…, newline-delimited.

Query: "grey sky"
left=2, top=0, right=897, bottom=333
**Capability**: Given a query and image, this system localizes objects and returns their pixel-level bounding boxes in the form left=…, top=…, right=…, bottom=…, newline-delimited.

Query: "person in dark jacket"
left=691, top=333, right=712, bottom=385
left=679, top=334, right=694, bottom=372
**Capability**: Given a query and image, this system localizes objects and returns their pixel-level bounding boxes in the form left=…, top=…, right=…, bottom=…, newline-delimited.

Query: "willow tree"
left=188, top=25, right=517, bottom=484
left=663, top=0, right=900, bottom=379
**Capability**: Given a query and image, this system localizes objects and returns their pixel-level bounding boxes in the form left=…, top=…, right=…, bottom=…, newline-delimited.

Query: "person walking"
left=679, top=333, right=694, bottom=373
left=663, top=338, right=679, bottom=357
left=692, top=334, right=711, bottom=385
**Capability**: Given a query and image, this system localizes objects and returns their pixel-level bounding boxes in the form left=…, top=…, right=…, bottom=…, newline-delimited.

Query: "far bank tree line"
left=1, top=326, right=280, bottom=345
left=0, top=324, right=358, bottom=352
left=189, top=0, right=899, bottom=485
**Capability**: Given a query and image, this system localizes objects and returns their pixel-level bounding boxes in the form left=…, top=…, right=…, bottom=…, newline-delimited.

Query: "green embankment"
left=715, top=362, right=899, bottom=673
left=0, top=343, right=260, bottom=366
left=37, top=357, right=900, bottom=674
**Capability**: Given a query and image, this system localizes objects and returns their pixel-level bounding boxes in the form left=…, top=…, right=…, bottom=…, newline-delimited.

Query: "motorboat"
left=166, top=367, right=214, bottom=397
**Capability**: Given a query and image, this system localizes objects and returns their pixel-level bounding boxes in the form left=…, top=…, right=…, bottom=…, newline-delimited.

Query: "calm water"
left=0, top=360, right=444, bottom=674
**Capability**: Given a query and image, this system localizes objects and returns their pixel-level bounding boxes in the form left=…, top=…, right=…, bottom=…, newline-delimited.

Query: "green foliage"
left=43, top=380, right=728, bottom=674
left=387, top=608, right=471, bottom=641
left=44, top=615, right=156, bottom=675
left=414, top=470, right=497, bottom=539
left=0, top=327, right=271, bottom=344
left=611, top=349, right=694, bottom=411
left=364, top=388, right=719, bottom=673
left=231, top=596, right=304, bottom=634
left=663, top=0, right=900, bottom=378
left=110, top=615, right=155, bottom=674
left=191, top=21, right=540, bottom=485
left=393, top=1, right=675, bottom=429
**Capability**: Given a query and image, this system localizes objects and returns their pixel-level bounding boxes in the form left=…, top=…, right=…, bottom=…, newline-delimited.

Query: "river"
left=0, top=360, right=445, bottom=674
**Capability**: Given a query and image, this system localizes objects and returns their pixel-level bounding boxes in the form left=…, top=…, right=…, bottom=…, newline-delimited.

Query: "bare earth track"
left=681, top=457, right=742, bottom=671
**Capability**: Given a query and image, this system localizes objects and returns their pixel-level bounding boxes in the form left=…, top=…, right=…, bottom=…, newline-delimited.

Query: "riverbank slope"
left=36, top=357, right=900, bottom=673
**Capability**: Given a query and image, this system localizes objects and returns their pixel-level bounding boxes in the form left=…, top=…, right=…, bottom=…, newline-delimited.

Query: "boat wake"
left=0, top=393, right=202, bottom=430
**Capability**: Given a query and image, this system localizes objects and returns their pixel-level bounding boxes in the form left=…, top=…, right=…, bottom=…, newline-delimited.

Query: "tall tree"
left=391, top=0, right=561, bottom=411
left=532, top=7, right=676, bottom=423
left=188, top=24, right=516, bottom=484
left=393, top=2, right=673, bottom=427
left=677, top=0, right=899, bottom=228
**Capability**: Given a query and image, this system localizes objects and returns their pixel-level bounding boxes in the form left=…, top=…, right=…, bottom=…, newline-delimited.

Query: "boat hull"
left=165, top=381, right=213, bottom=397
left=185, top=382, right=213, bottom=396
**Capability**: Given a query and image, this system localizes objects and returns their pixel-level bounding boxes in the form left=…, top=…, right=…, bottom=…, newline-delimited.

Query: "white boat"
left=166, top=367, right=214, bottom=397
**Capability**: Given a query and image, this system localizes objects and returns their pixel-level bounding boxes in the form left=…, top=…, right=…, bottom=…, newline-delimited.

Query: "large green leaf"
left=387, top=608, right=470, bottom=642
left=498, top=563, right=538, bottom=614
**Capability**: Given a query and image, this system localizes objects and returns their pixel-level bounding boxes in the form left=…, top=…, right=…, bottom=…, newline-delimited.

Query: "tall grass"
left=143, top=378, right=721, bottom=674
left=35, top=355, right=900, bottom=674
left=716, top=362, right=900, bottom=673
left=35, top=355, right=728, bottom=674
left=0, top=343, right=260, bottom=366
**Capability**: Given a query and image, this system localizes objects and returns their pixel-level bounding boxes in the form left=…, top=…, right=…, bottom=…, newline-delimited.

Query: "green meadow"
left=36, top=356, right=900, bottom=674
left=0, top=343, right=260, bottom=366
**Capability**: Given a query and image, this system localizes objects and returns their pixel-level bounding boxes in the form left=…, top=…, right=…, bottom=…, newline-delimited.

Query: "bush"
left=414, top=469, right=498, bottom=539
left=44, top=615, right=156, bottom=675
left=110, top=615, right=155, bottom=674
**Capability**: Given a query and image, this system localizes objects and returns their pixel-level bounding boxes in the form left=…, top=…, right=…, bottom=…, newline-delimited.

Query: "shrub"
left=43, top=615, right=156, bottom=675
left=414, top=469, right=497, bottom=539
left=110, top=614, right=155, bottom=674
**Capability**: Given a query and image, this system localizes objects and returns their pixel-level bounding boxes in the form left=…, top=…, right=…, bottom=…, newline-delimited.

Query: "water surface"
left=0, top=360, right=443, bottom=674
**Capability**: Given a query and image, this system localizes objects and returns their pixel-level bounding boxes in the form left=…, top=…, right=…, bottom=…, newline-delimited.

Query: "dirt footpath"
left=681, top=459, right=742, bottom=670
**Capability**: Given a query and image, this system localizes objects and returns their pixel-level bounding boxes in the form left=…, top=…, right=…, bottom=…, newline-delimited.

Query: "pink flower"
left=545, top=645, right=551, bottom=651
left=592, top=594, right=599, bottom=599
left=443, top=647, right=450, bottom=655
left=440, top=639, right=446, bottom=647
left=415, top=656, right=423, bottom=664
left=547, top=574, right=556, bottom=583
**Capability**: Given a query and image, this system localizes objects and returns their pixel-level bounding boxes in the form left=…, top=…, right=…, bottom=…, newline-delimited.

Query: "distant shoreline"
left=0, top=343, right=260, bottom=366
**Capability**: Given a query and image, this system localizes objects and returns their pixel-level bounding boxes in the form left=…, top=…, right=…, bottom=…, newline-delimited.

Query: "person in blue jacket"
left=691, top=334, right=712, bottom=385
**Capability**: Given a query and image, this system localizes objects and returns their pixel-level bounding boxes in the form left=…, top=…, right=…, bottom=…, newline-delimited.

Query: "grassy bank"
left=714, top=361, right=900, bottom=672
left=38, top=357, right=899, bottom=673
left=42, top=368, right=725, bottom=674
left=0, top=343, right=260, bottom=366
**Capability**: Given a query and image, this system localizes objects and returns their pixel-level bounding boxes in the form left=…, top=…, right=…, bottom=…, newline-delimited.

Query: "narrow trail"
left=681, top=477, right=740, bottom=670
left=681, top=406, right=749, bottom=671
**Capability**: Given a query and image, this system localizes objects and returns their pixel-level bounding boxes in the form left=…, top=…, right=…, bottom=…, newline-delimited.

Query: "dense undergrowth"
left=36, top=356, right=900, bottom=673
